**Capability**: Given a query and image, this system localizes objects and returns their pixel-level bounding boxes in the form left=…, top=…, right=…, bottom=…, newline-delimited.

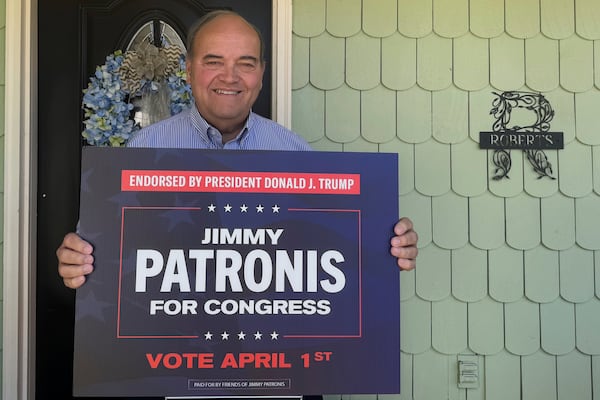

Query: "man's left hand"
left=390, top=217, right=418, bottom=271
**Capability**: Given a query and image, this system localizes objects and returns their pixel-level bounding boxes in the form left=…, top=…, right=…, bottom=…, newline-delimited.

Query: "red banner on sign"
left=121, top=170, right=361, bottom=194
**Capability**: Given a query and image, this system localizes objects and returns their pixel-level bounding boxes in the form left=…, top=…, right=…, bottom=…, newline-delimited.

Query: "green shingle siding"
left=292, top=0, right=600, bottom=398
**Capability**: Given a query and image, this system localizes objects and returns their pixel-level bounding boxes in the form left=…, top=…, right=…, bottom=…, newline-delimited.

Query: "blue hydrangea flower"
left=167, top=55, right=193, bottom=115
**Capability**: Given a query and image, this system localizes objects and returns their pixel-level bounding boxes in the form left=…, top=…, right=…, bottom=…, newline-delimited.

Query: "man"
left=58, top=11, right=417, bottom=400
left=58, top=10, right=418, bottom=288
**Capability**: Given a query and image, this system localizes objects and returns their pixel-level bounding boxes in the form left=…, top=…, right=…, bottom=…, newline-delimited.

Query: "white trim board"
left=4, top=0, right=37, bottom=398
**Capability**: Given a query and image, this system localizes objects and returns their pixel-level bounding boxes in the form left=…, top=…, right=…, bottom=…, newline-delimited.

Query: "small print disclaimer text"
left=188, top=379, right=291, bottom=391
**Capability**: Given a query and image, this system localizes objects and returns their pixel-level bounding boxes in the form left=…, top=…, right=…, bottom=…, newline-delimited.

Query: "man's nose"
left=219, top=64, right=239, bottom=81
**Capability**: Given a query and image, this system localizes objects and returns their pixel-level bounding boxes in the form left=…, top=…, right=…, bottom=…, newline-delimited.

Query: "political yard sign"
left=73, top=147, right=400, bottom=397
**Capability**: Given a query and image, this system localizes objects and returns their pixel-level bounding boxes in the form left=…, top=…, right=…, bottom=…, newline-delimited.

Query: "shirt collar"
left=189, top=105, right=256, bottom=147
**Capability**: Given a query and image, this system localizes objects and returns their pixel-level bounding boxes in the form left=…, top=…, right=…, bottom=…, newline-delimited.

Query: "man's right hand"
left=56, top=232, right=94, bottom=289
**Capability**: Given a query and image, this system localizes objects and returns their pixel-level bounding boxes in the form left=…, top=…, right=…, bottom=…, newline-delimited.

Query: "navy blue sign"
left=73, top=147, right=400, bottom=397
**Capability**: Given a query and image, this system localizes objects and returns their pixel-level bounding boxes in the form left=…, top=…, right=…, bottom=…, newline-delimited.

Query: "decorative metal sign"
left=479, top=91, right=564, bottom=180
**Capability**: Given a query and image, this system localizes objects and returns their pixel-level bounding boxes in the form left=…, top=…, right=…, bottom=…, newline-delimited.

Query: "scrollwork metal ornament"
left=483, top=91, right=562, bottom=180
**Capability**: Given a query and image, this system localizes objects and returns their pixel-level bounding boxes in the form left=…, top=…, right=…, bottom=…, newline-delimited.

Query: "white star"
left=270, top=331, right=279, bottom=340
left=208, top=204, right=216, bottom=212
left=256, top=204, right=264, bottom=213
left=272, top=204, right=280, bottom=213
left=224, top=204, right=232, bottom=212
left=204, top=331, right=213, bottom=340
left=240, top=204, right=248, bottom=212
left=237, top=331, right=247, bottom=340
left=254, top=331, right=263, bottom=340
left=221, top=331, right=230, bottom=340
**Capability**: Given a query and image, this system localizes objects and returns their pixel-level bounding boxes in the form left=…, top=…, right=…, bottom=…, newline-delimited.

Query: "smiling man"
left=57, top=9, right=418, bottom=399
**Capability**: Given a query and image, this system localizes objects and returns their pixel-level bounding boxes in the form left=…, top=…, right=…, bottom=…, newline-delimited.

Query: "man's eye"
left=238, top=63, right=256, bottom=72
left=204, top=61, right=223, bottom=69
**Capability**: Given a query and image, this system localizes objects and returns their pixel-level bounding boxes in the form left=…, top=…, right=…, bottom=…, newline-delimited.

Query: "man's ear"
left=259, top=61, right=267, bottom=89
left=185, top=59, right=193, bottom=83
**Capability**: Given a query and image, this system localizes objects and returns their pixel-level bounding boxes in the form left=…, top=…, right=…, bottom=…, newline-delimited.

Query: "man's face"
left=186, top=15, right=265, bottom=136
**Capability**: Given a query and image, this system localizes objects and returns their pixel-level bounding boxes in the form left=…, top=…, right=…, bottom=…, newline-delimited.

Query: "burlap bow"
left=118, top=41, right=183, bottom=94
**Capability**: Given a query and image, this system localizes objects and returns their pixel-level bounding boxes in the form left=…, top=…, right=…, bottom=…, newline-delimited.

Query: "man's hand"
left=390, top=217, right=418, bottom=271
left=56, top=232, right=94, bottom=289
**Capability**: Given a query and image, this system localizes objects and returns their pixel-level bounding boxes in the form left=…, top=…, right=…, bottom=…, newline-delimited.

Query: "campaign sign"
left=73, top=147, right=400, bottom=397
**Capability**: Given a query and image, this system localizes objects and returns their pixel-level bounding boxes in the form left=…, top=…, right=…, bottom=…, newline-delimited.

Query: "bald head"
left=186, top=10, right=266, bottom=63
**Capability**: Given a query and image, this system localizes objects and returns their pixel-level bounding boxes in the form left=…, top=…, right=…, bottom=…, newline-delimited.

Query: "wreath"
left=81, top=42, right=193, bottom=146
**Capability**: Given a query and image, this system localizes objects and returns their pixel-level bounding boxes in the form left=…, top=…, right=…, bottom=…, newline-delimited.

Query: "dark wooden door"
left=37, top=1, right=272, bottom=398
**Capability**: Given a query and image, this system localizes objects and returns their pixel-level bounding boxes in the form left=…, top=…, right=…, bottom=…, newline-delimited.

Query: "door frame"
left=3, top=0, right=293, bottom=398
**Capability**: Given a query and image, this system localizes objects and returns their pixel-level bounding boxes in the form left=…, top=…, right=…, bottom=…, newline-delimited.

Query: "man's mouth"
left=214, top=89, right=241, bottom=95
